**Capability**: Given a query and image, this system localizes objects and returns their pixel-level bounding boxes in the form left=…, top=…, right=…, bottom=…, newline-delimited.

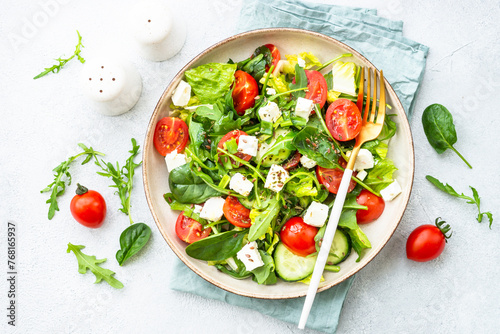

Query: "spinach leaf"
left=292, top=126, right=338, bottom=168
left=324, top=71, right=334, bottom=90
left=252, top=45, right=273, bottom=66
left=252, top=251, right=277, bottom=285
left=422, top=104, right=472, bottom=168
left=185, top=63, right=237, bottom=103
left=289, top=64, right=307, bottom=98
left=377, top=114, right=397, bottom=141
left=215, top=263, right=252, bottom=280
left=116, top=223, right=152, bottom=266
left=248, top=199, right=280, bottom=241
left=169, top=164, right=221, bottom=204
left=195, top=105, right=222, bottom=121
left=185, top=230, right=246, bottom=261
left=364, top=159, right=397, bottom=193
left=345, top=227, right=371, bottom=262
left=238, top=54, right=267, bottom=82
left=426, top=175, right=493, bottom=228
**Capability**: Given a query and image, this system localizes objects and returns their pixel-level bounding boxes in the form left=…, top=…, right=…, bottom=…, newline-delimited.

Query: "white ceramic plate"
left=143, top=28, right=414, bottom=299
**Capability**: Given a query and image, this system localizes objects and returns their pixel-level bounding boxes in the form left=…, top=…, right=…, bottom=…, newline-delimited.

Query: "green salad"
left=153, top=43, right=400, bottom=284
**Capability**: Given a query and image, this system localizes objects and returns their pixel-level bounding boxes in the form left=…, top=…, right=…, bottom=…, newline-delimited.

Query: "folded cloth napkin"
left=171, top=1, right=429, bottom=333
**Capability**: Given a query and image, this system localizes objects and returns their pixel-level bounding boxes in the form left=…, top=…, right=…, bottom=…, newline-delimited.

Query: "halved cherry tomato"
left=70, top=184, right=106, bottom=228
left=217, top=130, right=252, bottom=166
left=304, top=70, right=328, bottom=109
left=153, top=117, right=189, bottom=156
left=264, top=43, right=281, bottom=70
left=175, top=212, right=211, bottom=244
left=326, top=99, right=362, bottom=141
left=232, top=70, right=259, bottom=116
left=282, top=151, right=301, bottom=171
left=316, top=158, right=357, bottom=194
left=223, top=196, right=252, bottom=228
left=355, top=189, right=385, bottom=224
left=280, top=217, right=318, bottom=257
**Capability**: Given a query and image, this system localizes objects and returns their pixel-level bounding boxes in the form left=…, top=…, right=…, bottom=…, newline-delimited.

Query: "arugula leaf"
left=185, top=63, right=237, bottom=103
left=422, top=104, right=472, bottom=168
left=168, top=164, right=222, bottom=204
left=426, top=175, right=493, bottom=227
left=116, top=223, right=152, bottom=266
left=364, top=159, right=398, bottom=193
left=292, top=126, right=338, bottom=168
left=289, top=64, right=308, bottom=98
left=185, top=230, right=246, bottom=261
left=34, top=30, right=85, bottom=79
left=248, top=199, right=280, bottom=241
left=41, top=143, right=104, bottom=219
left=67, top=243, right=123, bottom=289
left=259, top=130, right=296, bottom=163
left=95, top=138, right=141, bottom=224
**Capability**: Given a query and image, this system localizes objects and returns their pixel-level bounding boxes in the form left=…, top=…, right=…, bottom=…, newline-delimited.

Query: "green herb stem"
left=450, top=146, right=472, bottom=169
left=217, top=148, right=266, bottom=182
left=315, top=53, right=352, bottom=72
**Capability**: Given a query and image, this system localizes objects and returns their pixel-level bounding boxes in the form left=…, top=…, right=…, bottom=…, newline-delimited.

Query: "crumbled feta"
left=164, top=151, right=187, bottom=171
left=229, top=173, right=254, bottom=196
left=380, top=180, right=402, bottom=201
left=225, top=257, right=238, bottom=271
left=171, top=80, right=191, bottom=107
left=200, top=197, right=225, bottom=221
left=237, top=135, right=258, bottom=156
left=346, top=149, right=374, bottom=171
left=258, top=101, right=281, bottom=123
left=300, top=155, right=317, bottom=169
left=303, top=201, right=330, bottom=227
left=356, top=170, right=368, bottom=181
left=297, top=57, right=306, bottom=68
left=264, top=164, right=289, bottom=192
left=193, top=205, right=203, bottom=214
left=266, top=87, right=276, bottom=96
left=295, top=97, right=314, bottom=120
left=236, top=241, right=264, bottom=271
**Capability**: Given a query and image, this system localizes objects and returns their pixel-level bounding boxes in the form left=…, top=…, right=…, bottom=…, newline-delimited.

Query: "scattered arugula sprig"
left=67, top=243, right=124, bottom=289
left=95, top=138, right=142, bottom=224
left=426, top=175, right=493, bottom=228
left=41, top=144, right=104, bottom=219
left=34, top=30, right=85, bottom=80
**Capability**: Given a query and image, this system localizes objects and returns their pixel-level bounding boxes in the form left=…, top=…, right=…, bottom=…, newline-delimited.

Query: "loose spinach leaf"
left=292, top=126, right=338, bottom=168
left=422, top=104, right=472, bottom=168
left=426, top=175, right=493, bottom=228
left=289, top=64, right=308, bottom=98
left=67, top=243, right=124, bottom=289
left=248, top=199, right=280, bottom=241
left=116, top=223, right=152, bottom=266
left=185, top=63, right=237, bottom=103
left=185, top=230, right=246, bottom=261
left=169, top=164, right=222, bottom=204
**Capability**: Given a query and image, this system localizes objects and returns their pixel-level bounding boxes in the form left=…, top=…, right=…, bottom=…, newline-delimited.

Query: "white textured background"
left=1, top=0, right=499, bottom=333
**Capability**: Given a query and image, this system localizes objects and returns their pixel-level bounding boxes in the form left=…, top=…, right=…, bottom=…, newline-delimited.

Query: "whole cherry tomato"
left=70, top=184, right=107, bottom=228
left=406, top=218, right=452, bottom=262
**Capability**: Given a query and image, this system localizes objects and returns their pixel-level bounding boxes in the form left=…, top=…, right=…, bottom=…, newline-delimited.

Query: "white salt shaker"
left=128, top=1, right=186, bottom=61
left=80, top=57, right=142, bottom=116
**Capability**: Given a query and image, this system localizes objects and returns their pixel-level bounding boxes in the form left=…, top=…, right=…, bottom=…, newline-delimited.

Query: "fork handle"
left=298, top=168, right=354, bottom=329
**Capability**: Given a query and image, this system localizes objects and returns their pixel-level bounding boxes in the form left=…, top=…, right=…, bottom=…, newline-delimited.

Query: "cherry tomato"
left=304, top=70, right=328, bottom=109
left=316, top=158, right=357, bottom=194
left=280, top=217, right=318, bottom=257
left=223, top=196, right=252, bottom=228
left=356, top=189, right=385, bottom=224
left=326, top=99, right=362, bottom=141
left=264, top=43, right=281, bottom=70
left=232, top=70, right=259, bottom=116
left=406, top=224, right=447, bottom=262
left=153, top=117, right=189, bottom=156
left=217, top=130, right=252, bottom=166
left=175, top=212, right=211, bottom=244
left=70, top=184, right=106, bottom=228
left=282, top=151, right=301, bottom=170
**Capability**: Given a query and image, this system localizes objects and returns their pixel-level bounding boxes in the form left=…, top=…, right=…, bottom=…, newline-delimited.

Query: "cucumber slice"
left=326, top=229, right=351, bottom=265
left=274, top=242, right=317, bottom=282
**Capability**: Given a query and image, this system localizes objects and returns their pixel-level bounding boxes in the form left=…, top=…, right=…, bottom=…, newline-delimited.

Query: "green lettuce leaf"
left=185, top=63, right=237, bottom=103
left=364, top=158, right=398, bottom=193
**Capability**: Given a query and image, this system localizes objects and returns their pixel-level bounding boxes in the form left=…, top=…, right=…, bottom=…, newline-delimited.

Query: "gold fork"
left=299, top=67, right=386, bottom=330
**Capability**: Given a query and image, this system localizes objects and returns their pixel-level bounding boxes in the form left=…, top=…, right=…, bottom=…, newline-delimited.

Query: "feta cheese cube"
left=297, top=57, right=306, bottom=68
left=171, top=80, right=191, bottom=107
left=300, top=155, right=317, bottom=169
left=266, top=87, right=276, bottom=96
left=346, top=149, right=374, bottom=171
left=193, top=205, right=202, bottom=214
left=200, top=197, right=225, bottom=221
left=229, top=173, right=254, bottom=196
left=303, top=201, right=330, bottom=227
left=237, top=135, right=258, bottom=156
left=225, top=257, right=239, bottom=271
left=258, top=101, right=281, bottom=123
left=164, top=151, right=187, bottom=171
left=356, top=170, right=368, bottom=181
left=236, top=241, right=264, bottom=271
left=264, top=164, right=289, bottom=192
left=380, top=180, right=402, bottom=201
left=295, top=97, right=314, bottom=120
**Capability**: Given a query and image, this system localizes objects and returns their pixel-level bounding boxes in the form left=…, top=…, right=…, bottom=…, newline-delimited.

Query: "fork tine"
left=363, top=68, right=370, bottom=123
left=377, top=70, right=386, bottom=124
left=356, top=67, right=364, bottom=112
left=369, top=69, right=377, bottom=123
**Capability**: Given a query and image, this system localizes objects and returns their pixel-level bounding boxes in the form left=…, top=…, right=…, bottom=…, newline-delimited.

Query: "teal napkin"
left=171, top=1, right=428, bottom=333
